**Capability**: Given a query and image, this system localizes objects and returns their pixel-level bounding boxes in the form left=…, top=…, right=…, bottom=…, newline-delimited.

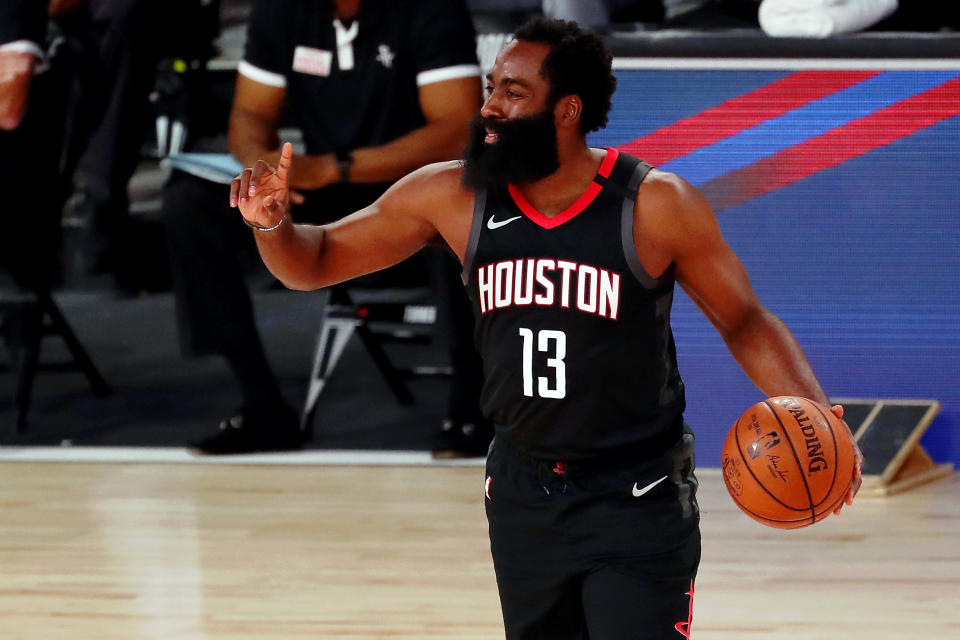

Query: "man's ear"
left=554, top=94, right=582, bottom=131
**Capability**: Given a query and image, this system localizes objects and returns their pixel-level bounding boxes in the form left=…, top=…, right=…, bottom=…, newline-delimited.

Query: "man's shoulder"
left=408, top=160, right=467, bottom=187
left=376, top=160, right=474, bottom=232
left=638, top=168, right=690, bottom=201
left=634, top=168, right=716, bottom=242
left=388, top=161, right=473, bottom=205
left=636, top=168, right=712, bottom=218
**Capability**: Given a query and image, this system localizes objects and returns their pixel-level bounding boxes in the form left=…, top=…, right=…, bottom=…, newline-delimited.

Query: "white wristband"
left=242, top=216, right=285, bottom=232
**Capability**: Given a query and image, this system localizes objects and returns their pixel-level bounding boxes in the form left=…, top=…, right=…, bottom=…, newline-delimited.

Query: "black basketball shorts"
left=484, top=431, right=701, bottom=640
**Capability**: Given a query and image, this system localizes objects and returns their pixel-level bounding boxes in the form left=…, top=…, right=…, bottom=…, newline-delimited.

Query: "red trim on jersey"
left=598, top=146, right=619, bottom=178
left=508, top=182, right=602, bottom=229
left=507, top=148, right=617, bottom=229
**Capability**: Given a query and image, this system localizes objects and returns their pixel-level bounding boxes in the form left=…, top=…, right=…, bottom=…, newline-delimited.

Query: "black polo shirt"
left=240, top=0, right=480, bottom=157
left=0, top=0, right=46, bottom=58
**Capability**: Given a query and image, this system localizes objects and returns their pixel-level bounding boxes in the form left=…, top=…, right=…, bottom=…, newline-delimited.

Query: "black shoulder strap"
left=616, top=156, right=663, bottom=289
left=461, top=188, right=487, bottom=284
left=595, top=152, right=652, bottom=202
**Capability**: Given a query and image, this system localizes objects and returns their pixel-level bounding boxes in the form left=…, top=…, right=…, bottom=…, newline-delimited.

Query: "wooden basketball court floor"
left=0, top=448, right=957, bottom=640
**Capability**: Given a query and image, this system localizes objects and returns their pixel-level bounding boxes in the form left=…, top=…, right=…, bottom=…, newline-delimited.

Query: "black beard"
left=461, top=110, right=560, bottom=190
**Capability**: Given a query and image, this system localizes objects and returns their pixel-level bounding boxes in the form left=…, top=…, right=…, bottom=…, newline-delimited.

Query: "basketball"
left=721, top=396, right=856, bottom=529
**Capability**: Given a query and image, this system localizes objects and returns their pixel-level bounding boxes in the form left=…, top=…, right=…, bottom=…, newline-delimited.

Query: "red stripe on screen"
left=699, top=76, right=960, bottom=212
left=617, top=71, right=880, bottom=166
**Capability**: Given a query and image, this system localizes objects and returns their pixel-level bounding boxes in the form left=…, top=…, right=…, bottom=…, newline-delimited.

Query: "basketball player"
left=229, top=18, right=863, bottom=639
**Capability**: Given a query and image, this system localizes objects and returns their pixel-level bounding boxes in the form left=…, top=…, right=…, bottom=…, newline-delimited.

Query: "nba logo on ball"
left=721, top=396, right=857, bottom=529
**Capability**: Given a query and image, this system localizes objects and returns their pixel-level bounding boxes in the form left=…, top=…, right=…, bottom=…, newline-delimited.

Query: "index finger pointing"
left=276, top=142, right=293, bottom=183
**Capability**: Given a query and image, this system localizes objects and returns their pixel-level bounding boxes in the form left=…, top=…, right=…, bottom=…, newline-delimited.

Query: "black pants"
left=162, top=171, right=267, bottom=357
left=484, top=431, right=701, bottom=639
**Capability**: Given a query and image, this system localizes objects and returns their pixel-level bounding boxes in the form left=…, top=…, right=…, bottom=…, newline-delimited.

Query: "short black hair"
left=512, top=17, right=616, bottom=134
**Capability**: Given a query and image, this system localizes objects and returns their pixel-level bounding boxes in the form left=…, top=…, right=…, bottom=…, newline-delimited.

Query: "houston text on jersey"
left=476, top=258, right=621, bottom=319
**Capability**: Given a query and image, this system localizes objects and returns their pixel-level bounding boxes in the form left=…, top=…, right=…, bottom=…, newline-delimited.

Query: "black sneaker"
left=189, top=406, right=304, bottom=455
left=431, top=418, right=493, bottom=459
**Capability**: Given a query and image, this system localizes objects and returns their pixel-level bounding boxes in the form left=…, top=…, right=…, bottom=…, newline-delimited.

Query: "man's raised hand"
left=230, top=142, right=294, bottom=228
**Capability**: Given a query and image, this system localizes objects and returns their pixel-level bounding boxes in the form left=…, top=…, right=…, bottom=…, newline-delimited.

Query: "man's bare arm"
left=0, top=51, right=35, bottom=130
left=230, top=143, right=469, bottom=290
left=638, top=171, right=862, bottom=507
left=640, top=172, right=828, bottom=403
left=227, top=76, right=318, bottom=202
left=227, top=75, right=284, bottom=169
left=47, top=0, right=87, bottom=18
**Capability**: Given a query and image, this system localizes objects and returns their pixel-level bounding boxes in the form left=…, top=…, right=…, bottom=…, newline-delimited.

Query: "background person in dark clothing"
left=50, top=0, right=219, bottom=277
left=165, top=0, right=486, bottom=455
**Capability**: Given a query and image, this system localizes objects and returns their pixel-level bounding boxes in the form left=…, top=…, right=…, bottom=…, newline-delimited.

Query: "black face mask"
left=461, top=109, right=560, bottom=190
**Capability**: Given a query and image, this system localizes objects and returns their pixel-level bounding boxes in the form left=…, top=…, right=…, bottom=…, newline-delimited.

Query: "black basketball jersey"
left=463, top=148, right=686, bottom=460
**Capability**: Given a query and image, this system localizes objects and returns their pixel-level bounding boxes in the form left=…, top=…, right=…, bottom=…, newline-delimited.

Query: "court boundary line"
left=0, top=447, right=484, bottom=466
left=0, top=446, right=724, bottom=472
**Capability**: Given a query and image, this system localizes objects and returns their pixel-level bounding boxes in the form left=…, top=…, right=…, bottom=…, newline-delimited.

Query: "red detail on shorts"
left=674, top=579, right=695, bottom=638
left=356, top=306, right=370, bottom=318
left=552, top=462, right=566, bottom=476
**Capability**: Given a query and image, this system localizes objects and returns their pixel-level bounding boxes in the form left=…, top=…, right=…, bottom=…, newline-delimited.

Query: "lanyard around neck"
left=332, top=18, right=359, bottom=71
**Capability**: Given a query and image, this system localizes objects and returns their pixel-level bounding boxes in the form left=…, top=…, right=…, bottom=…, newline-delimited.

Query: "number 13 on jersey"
left=519, top=328, right=566, bottom=399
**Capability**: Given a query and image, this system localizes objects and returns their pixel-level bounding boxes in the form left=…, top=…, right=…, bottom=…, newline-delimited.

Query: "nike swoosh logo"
left=487, top=215, right=522, bottom=230
left=632, top=475, right=668, bottom=497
